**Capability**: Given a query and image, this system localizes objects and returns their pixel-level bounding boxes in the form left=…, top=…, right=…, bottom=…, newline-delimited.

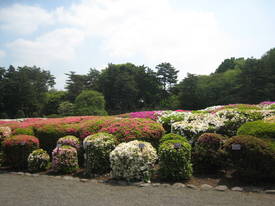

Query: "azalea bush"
left=110, top=140, right=157, bottom=182
left=57, top=135, right=80, bottom=150
left=28, top=149, right=50, bottom=172
left=99, top=118, right=165, bottom=146
left=2, top=135, right=39, bottom=168
left=192, top=133, right=227, bottom=172
left=83, top=132, right=117, bottom=175
left=52, top=145, right=79, bottom=173
left=129, top=111, right=162, bottom=120
left=13, top=127, right=34, bottom=136
left=158, top=139, right=192, bottom=180
left=159, top=133, right=188, bottom=144
left=224, top=135, right=275, bottom=180
left=157, top=111, right=187, bottom=132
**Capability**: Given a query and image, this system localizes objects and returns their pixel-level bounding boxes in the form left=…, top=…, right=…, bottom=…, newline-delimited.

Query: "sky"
left=0, top=0, right=274, bottom=89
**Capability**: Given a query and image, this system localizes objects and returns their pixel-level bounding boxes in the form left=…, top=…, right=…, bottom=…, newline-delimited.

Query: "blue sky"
left=0, top=0, right=274, bottom=89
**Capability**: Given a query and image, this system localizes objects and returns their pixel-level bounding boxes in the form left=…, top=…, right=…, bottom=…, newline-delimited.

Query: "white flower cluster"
left=157, top=111, right=189, bottom=126
left=110, top=140, right=157, bottom=182
left=27, top=149, right=50, bottom=171
left=171, top=113, right=227, bottom=140
left=200, top=105, right=224, bottom=111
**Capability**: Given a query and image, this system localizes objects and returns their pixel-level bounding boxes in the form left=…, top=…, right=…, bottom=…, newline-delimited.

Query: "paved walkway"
left=0, top=173, right=274, bottom=206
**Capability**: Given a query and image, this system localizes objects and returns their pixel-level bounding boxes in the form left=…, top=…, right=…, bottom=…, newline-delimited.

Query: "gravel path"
left=0, top=173, right=274, bottom=206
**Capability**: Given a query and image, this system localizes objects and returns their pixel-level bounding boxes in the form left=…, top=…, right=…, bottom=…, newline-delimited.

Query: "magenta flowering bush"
left=57, top=135, right=80, bottom=150
left=52, top=145, right=79, bottom=173
left=129, top=111, right=162, bottom=120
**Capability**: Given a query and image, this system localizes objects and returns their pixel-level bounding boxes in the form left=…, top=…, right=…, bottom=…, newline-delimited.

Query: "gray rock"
left=160, top=183, right=170, bottom=187
left=173, top=183, right=186, bottom=188
left=117, top=180, right=128, bottom=186
left=200, top=184, right=213, bottom=191
left=17, top=172, right=24, bottom=175
left=152, top=183, right=161, bottom=187
left=265, top=190, right=275, bottom=194
left=63, top=176, right=75, bottom=180
left=214, top=185, right=228, bottom=191
left=186, top=184, right=198, bottom=190
left=139, top=183, right=151, bottom=187
left=31, top=174, right=39, bottom=177
left=80, top=179, right=89, bottom=183
left=231, top=187, right=243, bottom=192
left=249, top=187, right=262, bottom=193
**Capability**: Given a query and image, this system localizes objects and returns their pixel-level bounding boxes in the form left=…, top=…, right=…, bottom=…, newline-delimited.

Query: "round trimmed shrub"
left=110, top=140, right=157, bottom=182
left=57, top=135, right=80, bottom=150
left=28, top=149, right=50, bottom=172
left=237, top=120, right=275, bottom=139
left=83, top=132, right=117, bottom=174
left=224, top=135, right=275, bottom=180
left=52, top=145, right=79, bottom=173
left=192, top=133, right=226, bottom=172
left=158, top=139, right=192, bottom=180
left=2, top=135, right=39, bottom=168
left=159, top=133, right=188, bottom=144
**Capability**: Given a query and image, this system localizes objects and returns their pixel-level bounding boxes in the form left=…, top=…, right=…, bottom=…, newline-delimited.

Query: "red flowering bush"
left=2, top=135, right=39, bottom=168
left=192, top=133, right=227, bottom=172
left=99, top=118, right=165, bottom=145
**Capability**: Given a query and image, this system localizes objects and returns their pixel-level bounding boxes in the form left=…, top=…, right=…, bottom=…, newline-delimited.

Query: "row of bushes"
left=1, top=131, right=275, bottom=182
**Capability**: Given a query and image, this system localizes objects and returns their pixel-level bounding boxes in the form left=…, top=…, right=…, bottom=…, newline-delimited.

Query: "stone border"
left=6, top=171, right=275, bottom=195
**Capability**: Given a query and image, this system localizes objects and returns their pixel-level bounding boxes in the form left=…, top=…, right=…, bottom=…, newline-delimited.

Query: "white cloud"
left=7, top=28, right=85, bottom=66
left=0, top=4, right=53, bottom=34
left=55, top=0, right=234, bottom=75
left=5, top=0, right=234, bottom=81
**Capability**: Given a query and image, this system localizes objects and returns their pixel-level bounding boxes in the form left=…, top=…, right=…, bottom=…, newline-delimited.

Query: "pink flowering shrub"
left=2, top=135, right=39, bottom=168
left=57, top=136, right=80, bottom=150
left=129, top=111, right=162, bottom=120
left=99, top=118, right=165, bottom=146
left=52, top=145, right=79, bottom=173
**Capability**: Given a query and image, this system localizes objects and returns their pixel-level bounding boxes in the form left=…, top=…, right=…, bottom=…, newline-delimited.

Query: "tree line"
left=0, top=48, right=274, bottom=118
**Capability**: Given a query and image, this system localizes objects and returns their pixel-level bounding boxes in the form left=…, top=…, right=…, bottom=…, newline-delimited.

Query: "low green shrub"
left=2, top=135, right=39, bottom=168
left=52, top=145, right=79, bottom=173
left=13, top=127, right=34, bottom=136
left=83, top=133, right=117, bottom=174
left=224, top=135, right=275, bottom=181
left=28, top=149, right=50, bottom=172
left=159, top=133, right=187, bottom=144
left=192, top=133, right=227, bottom=172
left=110, top=140, right=157, bottom=182
left=158, top=139, right=192, bottom=180
left=57, top=135, right=80, bottom=150
left=237, top=120, right=275, bottom=139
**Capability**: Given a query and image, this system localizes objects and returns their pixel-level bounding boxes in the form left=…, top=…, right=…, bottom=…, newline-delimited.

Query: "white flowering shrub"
left=157, top=111, right=190, bottom=132
left=28, top=149, right=50, bottom=172
left=171, top=113, right=227, bottom=141
left=110, top=140, right=157, bottom=182
left=83, top=132, right=117, bottom=175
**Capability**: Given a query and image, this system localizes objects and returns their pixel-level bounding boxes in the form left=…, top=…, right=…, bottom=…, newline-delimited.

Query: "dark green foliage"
left=159, top=133, right=187, bottom=144
left=158, top=139, right=192, bottom=180
left=237, top=120, right=275, bottom=139
left=34, top=124, right=68, bottom=154
left=224, top=135, right=275, bottom=181
left=57, top=101, right=74, bottom=116
left=84, top=133, right=117, bottom=174
left=0, top=65, right=55, bottom=118
left=74, top=90, right=107, bottom=116
left=192, top=133, right=227, bottom=172
left=43, top=90, right=68, bottom=115
left=2, top=135, right=39, bottom=169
